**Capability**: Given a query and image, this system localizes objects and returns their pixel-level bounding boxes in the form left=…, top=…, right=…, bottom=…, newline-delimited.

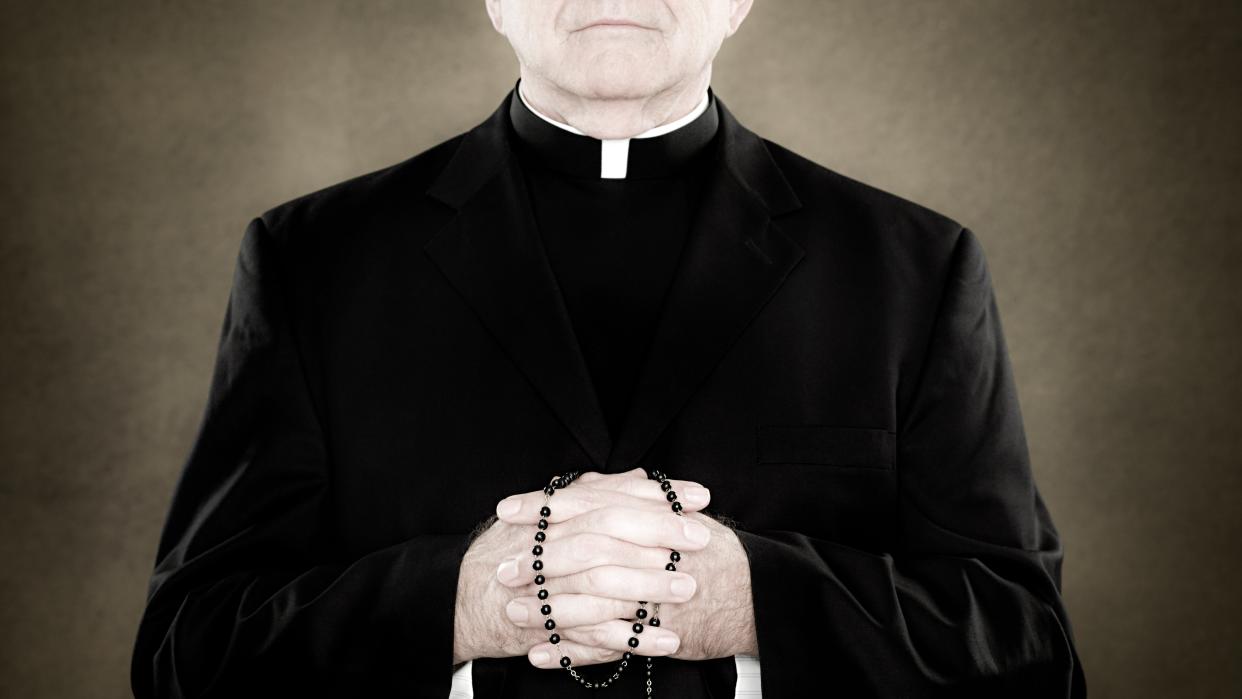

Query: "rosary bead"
left=535, top=470, right=676, bottom=691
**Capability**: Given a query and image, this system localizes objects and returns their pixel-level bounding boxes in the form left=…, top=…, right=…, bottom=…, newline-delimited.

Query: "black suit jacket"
left=131, top=86, right=1086, bottom=698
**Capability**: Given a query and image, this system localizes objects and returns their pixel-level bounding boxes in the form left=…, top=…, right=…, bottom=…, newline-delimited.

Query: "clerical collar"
left=508, top=78, right=719, bottom=180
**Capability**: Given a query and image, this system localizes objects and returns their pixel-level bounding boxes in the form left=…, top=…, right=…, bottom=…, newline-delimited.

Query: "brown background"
left=2, top=1, right=1239, bottom=697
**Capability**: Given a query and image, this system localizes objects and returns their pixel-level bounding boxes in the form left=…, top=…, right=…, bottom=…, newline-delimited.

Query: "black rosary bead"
left=532, top=467, right=687, bottom=694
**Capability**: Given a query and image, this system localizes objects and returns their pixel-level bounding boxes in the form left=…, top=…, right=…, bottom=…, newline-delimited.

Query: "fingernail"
left=683, top=486, right=709, bottom=504
left=532, top=649, right=550, bottom=664
left=656, top=635, right=680, bottom=652
left=497, top=558, right=519, bottom=582
left=670, top=576, right=695, bottom=599
left=683, top=521, right=710, bottom=546
left=497, top=497, right=521, bottom=517
left=505, top=600, right=528, bottom=623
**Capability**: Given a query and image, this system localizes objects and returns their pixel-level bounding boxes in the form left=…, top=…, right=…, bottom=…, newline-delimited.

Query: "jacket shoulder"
left=254, top=132, right=467, bottom=244
left=761, top=137, right=967, bottom=252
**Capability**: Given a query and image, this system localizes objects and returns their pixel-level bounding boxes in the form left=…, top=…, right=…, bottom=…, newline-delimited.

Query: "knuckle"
left=591, top=642, right=616, bottom=662
left=585, top=625, right=610, bottom=647
left=583, top=566, right=608, bottom=593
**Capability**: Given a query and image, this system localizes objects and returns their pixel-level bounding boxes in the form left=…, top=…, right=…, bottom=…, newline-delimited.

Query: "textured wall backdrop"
left=1, top=1, right=1238, bottom=697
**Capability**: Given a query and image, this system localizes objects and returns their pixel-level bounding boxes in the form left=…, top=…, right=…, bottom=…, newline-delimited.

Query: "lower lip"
left=583, top=23, right=648, bottom=30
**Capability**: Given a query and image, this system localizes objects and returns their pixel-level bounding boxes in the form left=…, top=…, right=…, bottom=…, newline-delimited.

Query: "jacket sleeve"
left=733, top=227, right=1086, bottom=697
left=130, top=216, right=474, bottom=698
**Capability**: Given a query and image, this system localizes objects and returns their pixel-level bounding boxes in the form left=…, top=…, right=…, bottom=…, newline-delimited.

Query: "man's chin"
left=561, top=67, right=672, bottom=101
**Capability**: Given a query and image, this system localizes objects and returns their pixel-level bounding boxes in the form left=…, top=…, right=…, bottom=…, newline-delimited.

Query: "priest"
left=130, top=1, right=1087, bottom=697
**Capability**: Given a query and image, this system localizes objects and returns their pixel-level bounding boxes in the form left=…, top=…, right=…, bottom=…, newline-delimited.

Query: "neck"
left=516, top=69, right=713, bottom=140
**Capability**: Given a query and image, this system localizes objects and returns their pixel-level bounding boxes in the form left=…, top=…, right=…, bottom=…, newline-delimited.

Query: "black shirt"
left=507, top=78, right=721, bottom=444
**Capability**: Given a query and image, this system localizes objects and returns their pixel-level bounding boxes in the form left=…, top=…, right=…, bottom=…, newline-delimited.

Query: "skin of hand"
left=493, top=468, right=758, bottom=670
left=451, top=468, right=714, bottom=665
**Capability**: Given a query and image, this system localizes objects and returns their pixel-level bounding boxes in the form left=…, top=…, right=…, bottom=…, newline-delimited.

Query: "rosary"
left=531, top=467, right=685, bottom=696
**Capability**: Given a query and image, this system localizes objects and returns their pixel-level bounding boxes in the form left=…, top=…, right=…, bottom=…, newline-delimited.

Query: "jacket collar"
left=424, top=86, right=803, bottom=472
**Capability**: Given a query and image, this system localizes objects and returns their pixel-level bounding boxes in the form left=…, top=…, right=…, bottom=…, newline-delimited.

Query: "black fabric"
left=508, top=77, right=720, bottom=441
left=131, top=84, right=1087, bottom=698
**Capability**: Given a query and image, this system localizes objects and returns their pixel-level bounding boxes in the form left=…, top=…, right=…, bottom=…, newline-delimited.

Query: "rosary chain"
left=532, top=467, right=685, bottom=696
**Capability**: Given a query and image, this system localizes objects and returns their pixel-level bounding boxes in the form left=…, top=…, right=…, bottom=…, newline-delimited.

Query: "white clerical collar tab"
left=517, top=86, right=710, bottom=179
left=600, top=140, right=630, bottom=179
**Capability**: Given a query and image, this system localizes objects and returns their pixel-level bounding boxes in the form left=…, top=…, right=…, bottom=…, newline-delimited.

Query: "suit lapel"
left=421, top=89, right=803, bottom=474
left=423, top=95, right=613, bottom=469
left=604, top=99, right=805, bottom=471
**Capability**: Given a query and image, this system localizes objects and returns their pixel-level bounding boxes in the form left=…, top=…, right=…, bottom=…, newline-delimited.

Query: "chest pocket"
left=749, top=425, right=896, bottom=547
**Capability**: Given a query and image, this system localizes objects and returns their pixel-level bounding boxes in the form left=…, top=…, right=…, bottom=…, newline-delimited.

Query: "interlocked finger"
left=505, top=593, right=636, bottom=630
left=559, top=618, right=680, bottom=657
left=546, top=505, right=712, bottom=551
left=496, top=532, right=676, bottom=586
left=495, top=479, right=710, bottom=524
left=582, top=468, right=709, bottom=508
left=528, top=638, right=624, bottom=670
left=511, top=564, right=697, bottom=604
left=526, top=620, right=681, bottom=669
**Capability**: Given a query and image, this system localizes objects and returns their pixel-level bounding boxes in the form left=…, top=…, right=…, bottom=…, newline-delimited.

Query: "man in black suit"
left=132, top=1, right=1085, bottom=697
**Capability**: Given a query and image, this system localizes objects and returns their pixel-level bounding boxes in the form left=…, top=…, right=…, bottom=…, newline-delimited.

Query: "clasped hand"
left=453, top=467, right=753, bottom=670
